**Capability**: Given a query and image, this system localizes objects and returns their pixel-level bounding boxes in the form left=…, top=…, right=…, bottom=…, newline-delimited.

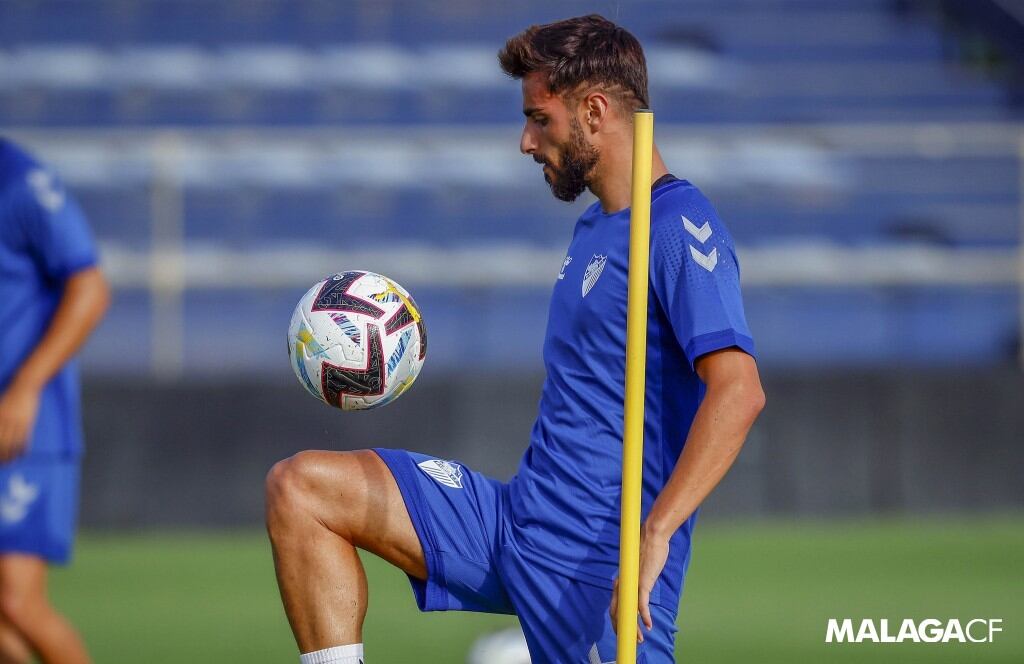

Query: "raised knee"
left=265, top=451, right=335, bottom=530
left=266, top=453, right=308, bottom=517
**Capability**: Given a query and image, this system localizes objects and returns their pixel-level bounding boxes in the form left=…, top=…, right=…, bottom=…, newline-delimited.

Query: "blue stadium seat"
left=2, top=0, right=1020, bottom=370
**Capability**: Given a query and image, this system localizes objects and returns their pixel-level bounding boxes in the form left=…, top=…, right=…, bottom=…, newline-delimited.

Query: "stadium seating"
left=1, top=0, right=1020, bottom=371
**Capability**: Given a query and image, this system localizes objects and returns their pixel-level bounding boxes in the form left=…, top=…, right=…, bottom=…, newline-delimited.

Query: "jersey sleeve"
left=649, top=187, right=756, bottom=370
left=13, top=167, right=97, bottom=281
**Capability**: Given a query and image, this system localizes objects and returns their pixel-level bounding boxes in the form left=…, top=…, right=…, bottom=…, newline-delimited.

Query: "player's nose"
left=520, top=125, right=537, bottom=155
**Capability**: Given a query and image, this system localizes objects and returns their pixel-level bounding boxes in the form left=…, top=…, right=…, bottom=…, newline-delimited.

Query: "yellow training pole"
left=616, top=109, right=654, bottom=664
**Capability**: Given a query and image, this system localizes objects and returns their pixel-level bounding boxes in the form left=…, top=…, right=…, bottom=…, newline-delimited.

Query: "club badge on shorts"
left=417, top=459, right=464, bottom=489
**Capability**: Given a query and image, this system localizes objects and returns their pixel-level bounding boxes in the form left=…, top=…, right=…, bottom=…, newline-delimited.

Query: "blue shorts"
left=374, top=448, right=678, bottom=664
left=0, top=455, right=79, bottom=564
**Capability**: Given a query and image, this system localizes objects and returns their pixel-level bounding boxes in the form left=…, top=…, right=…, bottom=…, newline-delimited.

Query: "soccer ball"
left=288, top=271, right=427, bottom=411
left=467, top=628, right=531, bottom=664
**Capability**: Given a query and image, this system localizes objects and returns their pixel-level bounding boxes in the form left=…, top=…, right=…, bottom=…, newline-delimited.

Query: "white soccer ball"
left=287, top=271, right=427, bottom=411
left=467, top=628, right=531, bottom=664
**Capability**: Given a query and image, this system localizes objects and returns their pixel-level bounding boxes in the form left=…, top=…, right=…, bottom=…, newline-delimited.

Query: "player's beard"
left=539, top=117, right=600, bottom=202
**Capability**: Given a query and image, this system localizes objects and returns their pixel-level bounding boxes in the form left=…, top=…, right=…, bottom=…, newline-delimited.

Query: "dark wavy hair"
left=497, top=14, right=649, bottom=112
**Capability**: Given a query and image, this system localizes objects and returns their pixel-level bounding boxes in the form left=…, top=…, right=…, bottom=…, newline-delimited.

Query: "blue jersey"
left=0, top=138, right=97, bottom=459
left=507, top=177, right=756, bottom=609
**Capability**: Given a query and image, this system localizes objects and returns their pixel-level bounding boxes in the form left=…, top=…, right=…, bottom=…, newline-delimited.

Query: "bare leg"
left=266, top=449, right=426, bottom=653
left=0, top=554, right=91, bottom=664
left=0, top=617, right=31, bottom=664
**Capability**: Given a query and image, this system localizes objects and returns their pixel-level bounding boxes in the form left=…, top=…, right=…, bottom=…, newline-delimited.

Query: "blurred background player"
left=0, top=138, right=109, bottom=664
left=265, top=15, right=764, bottom=664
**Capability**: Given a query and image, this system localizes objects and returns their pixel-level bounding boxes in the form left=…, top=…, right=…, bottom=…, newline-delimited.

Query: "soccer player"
left=0, top=138, right=109, bottom=664
left=267, top=15, right=765, bottom=664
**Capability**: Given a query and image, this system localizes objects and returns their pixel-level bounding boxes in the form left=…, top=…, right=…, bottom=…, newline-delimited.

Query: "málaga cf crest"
left=582, top=254, right=607, bottom=297
left=417, top=459, right=464, bottom=489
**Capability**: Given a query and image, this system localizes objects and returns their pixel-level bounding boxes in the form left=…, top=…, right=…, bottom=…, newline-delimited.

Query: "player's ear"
left=581, top=90, right=609, bottom=133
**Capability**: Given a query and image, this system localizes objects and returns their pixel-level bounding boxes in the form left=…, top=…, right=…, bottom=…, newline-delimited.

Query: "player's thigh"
left=267, top=449, right=425, bottom=579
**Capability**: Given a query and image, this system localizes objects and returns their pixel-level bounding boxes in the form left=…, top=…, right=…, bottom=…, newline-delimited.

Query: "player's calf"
left=0, top=555, right=90, bottom=664
left=0, top=614, right=30, bottom=664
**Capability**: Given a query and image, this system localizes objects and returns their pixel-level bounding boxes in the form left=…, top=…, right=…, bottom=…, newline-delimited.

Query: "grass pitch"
left=50, top=517, right=1023, bottom=663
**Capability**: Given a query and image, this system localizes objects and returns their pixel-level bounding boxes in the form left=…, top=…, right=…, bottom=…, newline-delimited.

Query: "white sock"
left=299, top=643, right=364, bottom=664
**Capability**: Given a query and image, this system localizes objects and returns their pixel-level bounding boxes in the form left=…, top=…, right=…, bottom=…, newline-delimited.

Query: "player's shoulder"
left=0, top=139, right=44, bottom=205
left=0, top=139, right=69, bottom=217
left=0, top=138, right=40, bottom=189
left=650, top=177, right=732, bottom=242
left=651, top=177, right=713, bottom=219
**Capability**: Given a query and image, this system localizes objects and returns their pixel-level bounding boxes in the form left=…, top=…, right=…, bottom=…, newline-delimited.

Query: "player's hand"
left=609, top=576, right=644, bottom=644
left=636, top=523, right=670, bottom=636
left=609, top=523, right=671, bottom=643
left=0, top=382, right=41, bottom=462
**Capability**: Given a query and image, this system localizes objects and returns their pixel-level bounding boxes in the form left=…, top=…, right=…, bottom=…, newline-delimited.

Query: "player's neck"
left=589, top=143, right=669, bottom=215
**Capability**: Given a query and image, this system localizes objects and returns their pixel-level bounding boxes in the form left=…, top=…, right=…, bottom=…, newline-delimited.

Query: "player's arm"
left=612, top=347, right=764, bottom=639
left=0, top=165, right=110, bottom=461
left=639, top=348, right=764, bottom=616
left=647, top=347, right=764, bottom=536
left=0, top=266, right=110, bottom=460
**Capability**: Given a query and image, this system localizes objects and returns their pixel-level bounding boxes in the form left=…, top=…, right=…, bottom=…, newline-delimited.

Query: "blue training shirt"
left=0, top=138, right=97, bottom=459
left=507, top=176, right=756, bottom=610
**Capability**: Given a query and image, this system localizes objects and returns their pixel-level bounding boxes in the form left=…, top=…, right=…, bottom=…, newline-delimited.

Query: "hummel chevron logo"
left=689, top=245, right=718, bottom=272
left=682, top=215, right=712, bottom=243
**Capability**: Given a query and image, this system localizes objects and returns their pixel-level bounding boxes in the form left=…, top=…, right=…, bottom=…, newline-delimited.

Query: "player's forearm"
left=11, top=267, right=110, bottom=391
left=644, top=378, right=764, bottom=539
